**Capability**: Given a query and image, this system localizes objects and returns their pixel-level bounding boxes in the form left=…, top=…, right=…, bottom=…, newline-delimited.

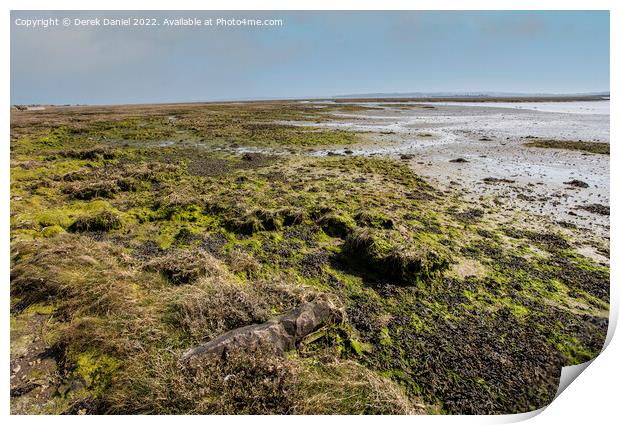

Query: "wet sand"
left=301, top=102, right=610, bottom=242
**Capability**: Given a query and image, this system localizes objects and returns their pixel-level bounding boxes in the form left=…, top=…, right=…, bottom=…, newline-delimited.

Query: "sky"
left=10, top=11, right=610, bottom=105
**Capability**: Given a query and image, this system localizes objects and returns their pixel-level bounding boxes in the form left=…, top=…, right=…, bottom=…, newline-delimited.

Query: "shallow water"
left=417, top=100, right=610, bottom=115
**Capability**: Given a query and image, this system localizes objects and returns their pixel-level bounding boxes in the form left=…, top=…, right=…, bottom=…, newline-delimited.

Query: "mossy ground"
left=10, top=102, right=609, bottom=414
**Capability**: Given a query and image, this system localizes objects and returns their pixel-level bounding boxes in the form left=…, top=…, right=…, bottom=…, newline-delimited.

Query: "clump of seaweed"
left=318, top=212, right=357, bottom=238
left=341, top=228, right=451, bottom=285
left=354, top=211, right=394, bottom=229
left=524, top=138, right=609, bottom=155
left=578, top=203, right=610, bottom=216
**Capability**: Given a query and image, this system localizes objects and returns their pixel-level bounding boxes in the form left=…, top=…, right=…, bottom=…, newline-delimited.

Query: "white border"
left=2, top=1, right=616, bottom=423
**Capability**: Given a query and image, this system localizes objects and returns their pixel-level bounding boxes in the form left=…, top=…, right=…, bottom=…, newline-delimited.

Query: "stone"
left=563, top=179, right=589, bottom=188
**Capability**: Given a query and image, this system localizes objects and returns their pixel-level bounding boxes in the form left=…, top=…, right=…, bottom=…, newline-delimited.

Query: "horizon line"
left=11, top=91, right=611, bottom=108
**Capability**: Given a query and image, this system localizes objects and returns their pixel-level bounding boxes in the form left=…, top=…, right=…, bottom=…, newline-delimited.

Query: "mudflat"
left=10, top=100, right=609, bottom=414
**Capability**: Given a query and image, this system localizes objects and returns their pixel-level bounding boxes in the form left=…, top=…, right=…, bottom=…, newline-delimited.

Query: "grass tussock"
left=166, top=280, right=271, bottom=344
left=144, top=249, right=227, bottom=285
left=64, top=181, right=119, bottom=200
left=68, top=211, right=123, bottom=233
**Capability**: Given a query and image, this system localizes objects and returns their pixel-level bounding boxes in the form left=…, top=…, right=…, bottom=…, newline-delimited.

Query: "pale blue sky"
left=11, top=11, right=610, bottom=104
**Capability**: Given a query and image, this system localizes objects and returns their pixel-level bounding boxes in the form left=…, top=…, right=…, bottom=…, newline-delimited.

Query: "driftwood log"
left=181, top=294, right=343, bottom=362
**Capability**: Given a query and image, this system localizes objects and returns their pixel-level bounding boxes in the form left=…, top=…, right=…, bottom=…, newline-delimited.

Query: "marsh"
left=10, top=99, right=609, bottom=414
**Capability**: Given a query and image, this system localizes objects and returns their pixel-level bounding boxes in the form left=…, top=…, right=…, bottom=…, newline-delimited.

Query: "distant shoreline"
left=11, top=94, right=610, bottom=109
left=330, top=95, right=609, bottom=103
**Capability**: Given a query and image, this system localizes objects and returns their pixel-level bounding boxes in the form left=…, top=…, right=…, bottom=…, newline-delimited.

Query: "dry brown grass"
left=14, top=233, right=415, bottom=414
left=106, top=347, right=428, bottom=415
left=144, top=249, right=227, bottom=285
left=295, top=360, right=428, bottom=414
left=106, top=345, right=299, bottom=414
left=165, top=278, right=271, bottom=344
left=11, top=234, right=149, bottom=317
left=224, top=249, right=261, bottom=279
